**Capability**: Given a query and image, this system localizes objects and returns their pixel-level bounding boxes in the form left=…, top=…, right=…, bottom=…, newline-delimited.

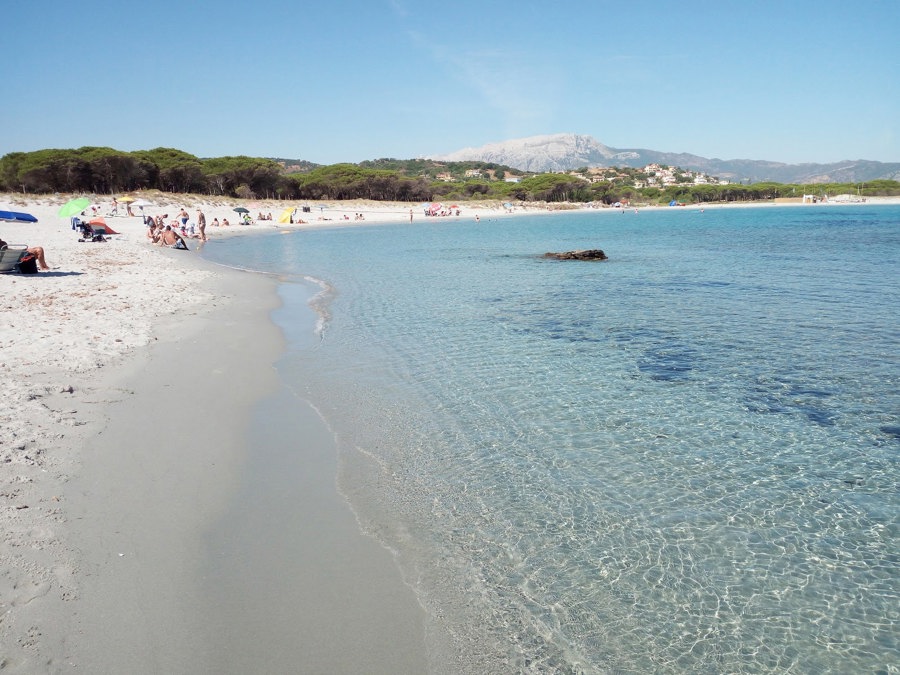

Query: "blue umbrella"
left=0, top=210, right=38, bottom=223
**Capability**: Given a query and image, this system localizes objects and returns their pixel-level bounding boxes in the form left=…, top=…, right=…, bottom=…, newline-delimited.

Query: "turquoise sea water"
left=202, top=205, right=899, bottom=673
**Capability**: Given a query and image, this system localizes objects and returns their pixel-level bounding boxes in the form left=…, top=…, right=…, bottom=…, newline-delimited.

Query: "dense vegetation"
left=2, top=147, right=898, bottom=205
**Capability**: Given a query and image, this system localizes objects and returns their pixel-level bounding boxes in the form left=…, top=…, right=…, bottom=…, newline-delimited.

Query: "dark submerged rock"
left=543, top=249, right=608, bottom=261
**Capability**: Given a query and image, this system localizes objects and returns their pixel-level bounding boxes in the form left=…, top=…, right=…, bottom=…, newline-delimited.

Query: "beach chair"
left=0, top=244, right=28, bottom=273
left=88, top=227, right=107, bottom=242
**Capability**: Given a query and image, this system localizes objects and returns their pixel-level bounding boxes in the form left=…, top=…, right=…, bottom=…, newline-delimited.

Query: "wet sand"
left=61, top=262, right=426, bottom=672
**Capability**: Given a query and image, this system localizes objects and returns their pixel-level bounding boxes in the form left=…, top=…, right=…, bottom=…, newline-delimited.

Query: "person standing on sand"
left=410, top=208, right=413, bottom=223
left=197, top=209, right=207, bottom=241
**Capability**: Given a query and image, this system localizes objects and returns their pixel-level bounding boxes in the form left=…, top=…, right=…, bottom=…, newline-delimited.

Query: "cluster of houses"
left=580, top=164, right=727, bottom=187
left=433, top=164, right=727, bottom=187
left=435, top=169, right=500, bottom=182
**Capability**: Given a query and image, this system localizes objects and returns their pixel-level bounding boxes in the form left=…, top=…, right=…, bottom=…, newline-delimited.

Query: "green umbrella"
left=58, top=197, right=91, bottom=218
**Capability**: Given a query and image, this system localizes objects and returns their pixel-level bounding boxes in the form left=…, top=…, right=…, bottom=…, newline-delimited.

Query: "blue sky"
left=4, top=0, right=898, bottom=166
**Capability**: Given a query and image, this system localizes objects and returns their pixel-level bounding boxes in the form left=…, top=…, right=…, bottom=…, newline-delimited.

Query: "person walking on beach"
left=197, top=209, right=207, bottom=241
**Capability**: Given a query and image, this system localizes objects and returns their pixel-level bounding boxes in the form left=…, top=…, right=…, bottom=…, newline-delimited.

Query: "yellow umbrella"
left=117, top=196, right=136, bottom=203
left=277, top=207, right=294, bottom=224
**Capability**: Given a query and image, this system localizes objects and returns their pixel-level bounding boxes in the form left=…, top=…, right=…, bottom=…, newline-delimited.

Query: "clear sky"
left=4, top=0, right=898, bottom=166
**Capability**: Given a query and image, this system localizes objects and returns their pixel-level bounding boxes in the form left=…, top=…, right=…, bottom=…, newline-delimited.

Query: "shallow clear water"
left=203, top=206, right=899, bottom=673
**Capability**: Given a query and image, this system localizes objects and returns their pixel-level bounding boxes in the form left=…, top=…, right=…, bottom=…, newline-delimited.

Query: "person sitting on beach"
left=222, top=218, right=230, bottom=227
left=212, top=217, right=220, bottom=227
left=0, top=238, right=51, bottom=270
left=157, top=225, right=188, bottom=249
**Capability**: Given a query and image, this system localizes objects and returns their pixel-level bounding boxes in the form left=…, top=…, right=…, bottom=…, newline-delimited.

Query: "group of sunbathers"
left=145, top=220, right=190, bottom=249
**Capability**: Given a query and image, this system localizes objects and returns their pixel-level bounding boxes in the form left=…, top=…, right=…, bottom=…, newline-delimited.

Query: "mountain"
left=429, top=133, right=900, bottom=184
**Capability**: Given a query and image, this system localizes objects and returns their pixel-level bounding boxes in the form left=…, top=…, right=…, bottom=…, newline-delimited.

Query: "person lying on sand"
left=0, top=237, right=51, bottom=270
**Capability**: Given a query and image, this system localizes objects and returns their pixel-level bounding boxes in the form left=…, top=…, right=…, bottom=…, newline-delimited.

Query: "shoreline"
left=0, top=194, right=427, bottom=671
left=2, top=191, right=899, bottom=670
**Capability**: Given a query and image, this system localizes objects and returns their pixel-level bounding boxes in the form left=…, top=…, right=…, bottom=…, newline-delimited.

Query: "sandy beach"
left=2, top=191, right=898, bottom=671
left=0, top=192, right=435, bottom=672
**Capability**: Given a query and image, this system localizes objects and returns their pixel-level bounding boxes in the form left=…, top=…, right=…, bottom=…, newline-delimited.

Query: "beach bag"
left=16, top=253, right=38, bottom=274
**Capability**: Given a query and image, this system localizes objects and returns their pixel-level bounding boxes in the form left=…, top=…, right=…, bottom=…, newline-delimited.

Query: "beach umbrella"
left=0, top=210, right=38, bottom=223
left=277, top=207, right=294, bottom=224
left=233, top=207, right=249, bottom=214
left=117, top=196, right=136, bottom=203
left=131, top=198, right=152, bottom=216
left=58, top=197, right=92, bottom=218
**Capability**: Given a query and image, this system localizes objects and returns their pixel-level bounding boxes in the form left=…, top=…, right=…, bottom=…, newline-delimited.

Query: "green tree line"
left=0, top=147, right=291, bottom=198
left=2, top=147, right=898, bottom=204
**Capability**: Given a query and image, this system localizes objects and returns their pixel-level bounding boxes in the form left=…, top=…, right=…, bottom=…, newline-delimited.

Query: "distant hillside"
left=430, top=133, right=900, bottom=184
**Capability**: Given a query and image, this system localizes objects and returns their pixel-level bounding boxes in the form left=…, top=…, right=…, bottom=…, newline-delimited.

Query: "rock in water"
left=543, top=249, right=608, bottom=261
